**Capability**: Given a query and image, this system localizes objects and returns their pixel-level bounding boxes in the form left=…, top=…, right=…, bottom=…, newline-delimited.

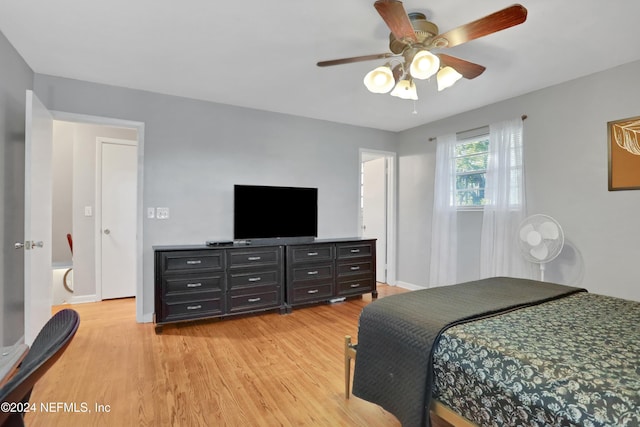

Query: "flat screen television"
left=233, top=185, right=318, bottom=240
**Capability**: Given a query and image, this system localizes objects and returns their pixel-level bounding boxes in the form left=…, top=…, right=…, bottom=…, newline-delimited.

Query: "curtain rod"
left=427, top=114, right=528, bottom=142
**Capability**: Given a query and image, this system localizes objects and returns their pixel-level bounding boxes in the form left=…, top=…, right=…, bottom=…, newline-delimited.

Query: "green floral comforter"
left=433, top=293, right=640, bottom=427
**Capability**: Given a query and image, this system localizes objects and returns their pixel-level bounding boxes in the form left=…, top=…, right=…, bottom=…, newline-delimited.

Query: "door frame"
left=50, top=110, right=146, bottom=322
left=95, top=137, right=138, bottom=301
left=358, top=149, right=397, bottom=285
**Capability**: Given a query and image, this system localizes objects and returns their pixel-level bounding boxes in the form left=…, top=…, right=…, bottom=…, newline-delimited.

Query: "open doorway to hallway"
left=359, top=149, right=396, bottom=285
left=51, top=121, right=138, bottom=305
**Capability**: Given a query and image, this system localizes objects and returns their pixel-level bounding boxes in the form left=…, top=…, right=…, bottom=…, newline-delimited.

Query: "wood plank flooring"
left=26, top=285, right=408, bottom=426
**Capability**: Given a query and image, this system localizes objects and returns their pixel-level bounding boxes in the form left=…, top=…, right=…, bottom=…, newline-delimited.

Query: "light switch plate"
left=157, top=207, right=169, bottom=219
left=84, top=206, right=93, bottom=217
left=147, top=207, right=155, bottom=219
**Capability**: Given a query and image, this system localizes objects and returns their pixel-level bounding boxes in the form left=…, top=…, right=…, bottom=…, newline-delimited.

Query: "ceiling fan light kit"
left=437, top=66, right=463, bottom=91
left=409, top=50, right=440, bottom=80
left=318, top=1, right=528, bottom=102
left=363, top=65, right=396, bottom=93
left=390, top=78, right=418, bottom=100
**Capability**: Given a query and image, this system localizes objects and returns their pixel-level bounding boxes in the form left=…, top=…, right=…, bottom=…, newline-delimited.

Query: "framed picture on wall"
left=608, top=115, right=640, bottom=191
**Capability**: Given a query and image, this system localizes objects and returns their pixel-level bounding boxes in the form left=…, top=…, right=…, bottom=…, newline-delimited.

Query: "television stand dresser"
left=153, top=238, right=376, bottom=333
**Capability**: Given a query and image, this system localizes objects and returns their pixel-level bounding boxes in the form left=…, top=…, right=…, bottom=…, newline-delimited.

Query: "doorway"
left=359, top=149, right=396, bottom=285
left=49, top=112, right=145, bottom=321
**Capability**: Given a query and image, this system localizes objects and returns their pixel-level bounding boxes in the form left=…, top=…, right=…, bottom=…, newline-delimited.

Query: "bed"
left=351, top=277, right=640, bottom=427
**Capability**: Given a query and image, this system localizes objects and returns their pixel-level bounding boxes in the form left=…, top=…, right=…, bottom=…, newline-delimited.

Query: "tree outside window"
left=455, top=137, right=489, bottom=208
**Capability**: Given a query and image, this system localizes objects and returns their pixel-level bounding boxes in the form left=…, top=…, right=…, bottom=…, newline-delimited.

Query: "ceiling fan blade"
left=438, top=54, right=486, bottom=79
left=374, top=0, right=418, bottom=43
left=317, top=53, right=395, bottom=67
left=431, top=4, right=527, bottom=49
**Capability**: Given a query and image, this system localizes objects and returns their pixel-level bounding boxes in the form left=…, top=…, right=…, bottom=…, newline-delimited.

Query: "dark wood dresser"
left=154, top=244, right=285, bottom=333
left=154, top=238, right=376, bottom=332
left=285, top=238, right=377, bottom=310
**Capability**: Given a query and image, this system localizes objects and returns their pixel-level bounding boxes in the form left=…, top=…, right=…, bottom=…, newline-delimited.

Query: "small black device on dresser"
left=205, top=240, right=234, bottom=246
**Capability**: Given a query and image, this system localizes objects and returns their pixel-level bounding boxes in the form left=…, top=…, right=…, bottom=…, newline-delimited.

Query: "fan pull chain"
left=412, top=100, right=418, bottom=115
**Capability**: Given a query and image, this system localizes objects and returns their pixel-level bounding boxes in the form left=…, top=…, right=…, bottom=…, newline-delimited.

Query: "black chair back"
left=0, top=309, right=80, bottom=427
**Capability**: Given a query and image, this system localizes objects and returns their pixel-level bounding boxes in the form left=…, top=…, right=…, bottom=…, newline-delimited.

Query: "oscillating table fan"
left=517, top=214, right=564, bottom=281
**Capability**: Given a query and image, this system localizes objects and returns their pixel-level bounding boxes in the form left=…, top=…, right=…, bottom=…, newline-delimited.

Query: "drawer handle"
left=248, top=256, right=261, bottom=261
left=186, top=283, right=202, bottom=288
left=187, top=305, right=202, bottom=310
left=248, top=297, right=262, bottom=303
left=307, top=271, right=319, bottom=275
left=350, top=283, right=361, bottom=288
left=248, top=277, right=262, bottom=282
left=350, top=266, right=361, bottom=271
left=307, top=289, right=319, bottom=294
left=307, top=252, right=318, bottom=256
left=350, top=249, right=360, bottom=253
left=186, top=260, right=202, bottom=265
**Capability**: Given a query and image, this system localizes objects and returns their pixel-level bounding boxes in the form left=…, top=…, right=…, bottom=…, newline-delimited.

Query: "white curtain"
left=480, top=117, right=529, bottom=278
left=429, top=134, right=457, bottom=287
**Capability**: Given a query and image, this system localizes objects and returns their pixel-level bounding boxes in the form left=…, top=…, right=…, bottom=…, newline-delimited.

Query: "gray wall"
left=0, top=30, right=33, bottom=345
left=396, top=59, right=640, bottom=301
left=52, top=121, right=73, bottom=265
left=33, top=74, right=397, bottom=319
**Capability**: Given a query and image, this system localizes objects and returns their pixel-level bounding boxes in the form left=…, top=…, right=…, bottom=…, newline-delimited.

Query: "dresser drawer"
left=228, top=285, right=281, bottom=313
left=162, top=296, right=224, bottom=322
left=337, top=277, right=373, bottom=296
left=290, top=281, right=334, bottom=304
left=163, top=273, right=224, bottom=296
left=228, top=269, right=280, bottom=290
left=227, top=247, right=281, bottom=268
left=336, top=260, right=374, bottom=277
left=288, top=245, right=334, bottom=264
left=336, top=242, right=374, bottom=259
left=161, top=250, right=224, bottom=273
left=291, top=263, right=333, bottom=282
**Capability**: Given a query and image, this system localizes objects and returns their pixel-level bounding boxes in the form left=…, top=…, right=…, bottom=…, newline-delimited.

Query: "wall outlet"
left=147, top=207, right=155, bottom=219
left=156, top=207, right=170, bottom=219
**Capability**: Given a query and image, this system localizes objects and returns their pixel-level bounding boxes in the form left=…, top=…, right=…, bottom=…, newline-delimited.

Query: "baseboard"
left=69, top=294, right=98, bottom=304
left=395, top=281, right=427, bottom=291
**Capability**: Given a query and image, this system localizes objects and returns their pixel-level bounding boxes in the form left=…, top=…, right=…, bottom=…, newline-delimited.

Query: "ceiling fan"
left=317, top=1, right=527, bottom=100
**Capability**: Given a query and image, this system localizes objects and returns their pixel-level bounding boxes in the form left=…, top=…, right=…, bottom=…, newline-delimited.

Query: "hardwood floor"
left=26, top=285, right=408, bottom=426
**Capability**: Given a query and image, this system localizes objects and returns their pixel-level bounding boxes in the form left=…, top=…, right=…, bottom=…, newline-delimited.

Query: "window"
left=455, top=133, right=489, bottom=208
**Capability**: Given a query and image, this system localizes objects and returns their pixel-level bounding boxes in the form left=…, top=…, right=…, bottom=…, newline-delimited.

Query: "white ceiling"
left=2, top=0, right=640, bottom=132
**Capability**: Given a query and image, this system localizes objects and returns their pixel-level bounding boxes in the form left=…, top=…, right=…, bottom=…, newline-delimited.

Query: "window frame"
left=454, top=128, right=490, bottom=211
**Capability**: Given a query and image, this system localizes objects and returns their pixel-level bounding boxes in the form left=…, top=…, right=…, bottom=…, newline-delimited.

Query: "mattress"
left=351, top=277, right=585, bottom=427
left=433, top=292, right=640, bottom=427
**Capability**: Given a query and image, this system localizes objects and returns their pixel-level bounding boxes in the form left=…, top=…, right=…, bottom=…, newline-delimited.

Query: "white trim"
left=395, top=280, right=426, bottom=291
left=95, top=137, right=138, bottom=302
left=358, top=148, right=397, bottom=286
left=69, top=294, right=99, bottom=304
left=50, top=110, right=146, bottom=323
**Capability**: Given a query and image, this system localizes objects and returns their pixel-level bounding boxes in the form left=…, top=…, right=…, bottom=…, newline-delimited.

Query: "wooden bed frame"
left=430, top=401, right=477, bottom=427
left=345, top=335, right=477, bottom=427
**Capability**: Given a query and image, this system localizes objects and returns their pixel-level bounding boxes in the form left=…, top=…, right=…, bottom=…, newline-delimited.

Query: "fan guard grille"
left=517, top=214, right=564, bottom=264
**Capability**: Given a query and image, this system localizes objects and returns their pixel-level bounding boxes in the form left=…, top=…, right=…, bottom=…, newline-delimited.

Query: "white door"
left=100, top=140, right=137, bottom=299
left=24, top=90, right=53, bottom=345
left=362, top=157, right=387, bottom=283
